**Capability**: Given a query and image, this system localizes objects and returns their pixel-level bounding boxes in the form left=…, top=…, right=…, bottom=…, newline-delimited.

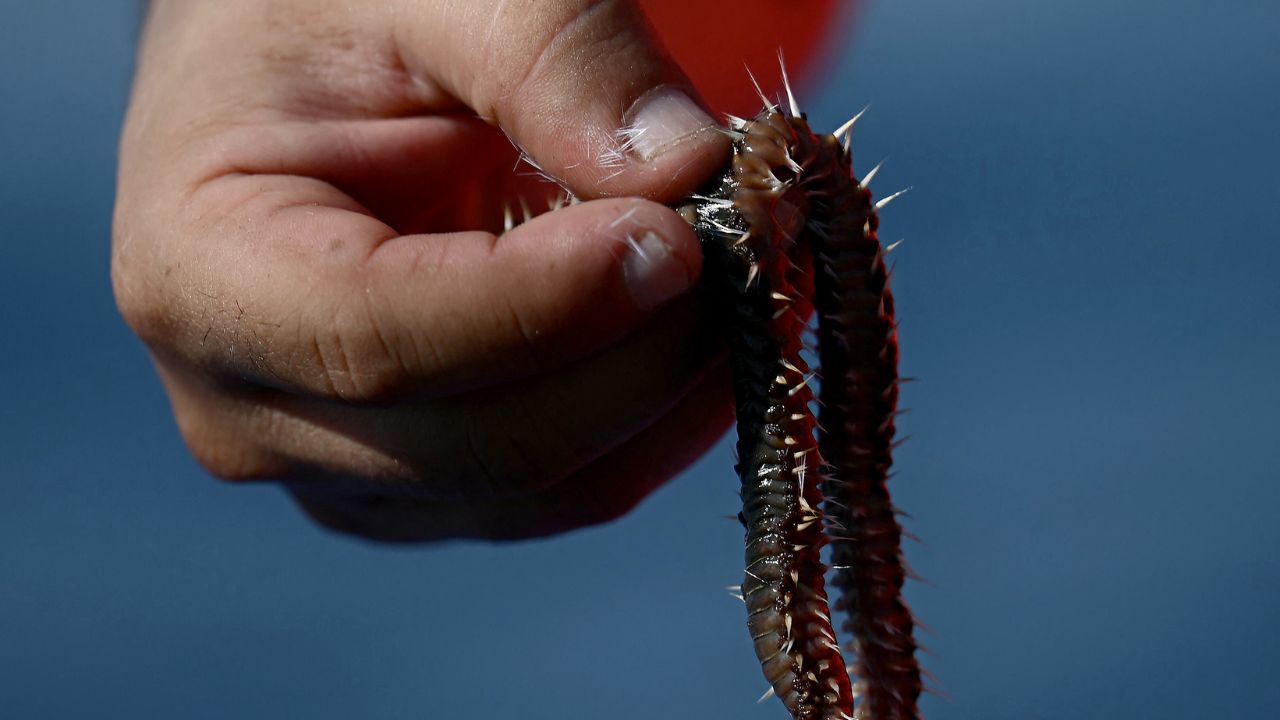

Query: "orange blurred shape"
left=636, top=0, right=857, bottom=116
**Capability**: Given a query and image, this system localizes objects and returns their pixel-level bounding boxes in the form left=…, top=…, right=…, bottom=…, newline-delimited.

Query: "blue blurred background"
left=2, top=1, right=1277, bottom=718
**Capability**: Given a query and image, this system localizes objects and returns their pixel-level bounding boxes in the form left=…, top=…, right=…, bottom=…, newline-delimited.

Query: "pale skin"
left=113, top=0, right=736, bottom=541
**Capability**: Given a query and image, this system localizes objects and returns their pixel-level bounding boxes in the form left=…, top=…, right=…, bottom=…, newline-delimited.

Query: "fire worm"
left=674, top=70, right=921, bottom=720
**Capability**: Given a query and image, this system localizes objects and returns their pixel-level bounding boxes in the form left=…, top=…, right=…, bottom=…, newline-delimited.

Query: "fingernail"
left=622, top=231, right=694, bottom=310
left=621, top=87, right=716, bottom=162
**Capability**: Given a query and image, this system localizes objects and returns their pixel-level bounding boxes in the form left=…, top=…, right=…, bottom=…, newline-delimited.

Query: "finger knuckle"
left=478, top=0, right=621, bottom=116
left=308, top=305, right=413, bottom=403
left=175, top=408, right=279, bottom=483
left=111, top=253, right=179, bottom=353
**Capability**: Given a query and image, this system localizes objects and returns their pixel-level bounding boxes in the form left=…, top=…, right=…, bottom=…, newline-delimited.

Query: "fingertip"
left=621, top=86, right=717, bottom=163
left=363, top=198, right=708, bottom=394
left=607, top=200, right=704, bottom=312
left=618, top=99, right=732, bottom=202
left=479, top=196, right=708, bottom=368
left=502, top=197, right=703, bottom=317
left=608, top=85, right=732, bottom=201
left=447, top=0, right=730, bottom=201
left=552, top=83, right=731, bottom=202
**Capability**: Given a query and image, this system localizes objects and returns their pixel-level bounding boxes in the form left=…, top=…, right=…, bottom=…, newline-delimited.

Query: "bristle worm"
left=676, top=80, right=921, bottom=720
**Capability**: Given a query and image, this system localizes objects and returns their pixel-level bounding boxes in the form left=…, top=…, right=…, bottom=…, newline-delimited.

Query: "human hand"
left=112, top=0, right=735, bottom=541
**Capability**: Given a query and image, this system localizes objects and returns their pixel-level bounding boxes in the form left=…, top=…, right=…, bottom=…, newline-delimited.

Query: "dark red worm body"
left=678, top=100, right=920, bottom=720
left=808, top=132, right=922, bottom=720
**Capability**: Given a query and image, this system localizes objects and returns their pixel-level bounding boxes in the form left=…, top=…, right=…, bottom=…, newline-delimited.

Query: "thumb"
left=393, top=0, right=730, bottom=201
